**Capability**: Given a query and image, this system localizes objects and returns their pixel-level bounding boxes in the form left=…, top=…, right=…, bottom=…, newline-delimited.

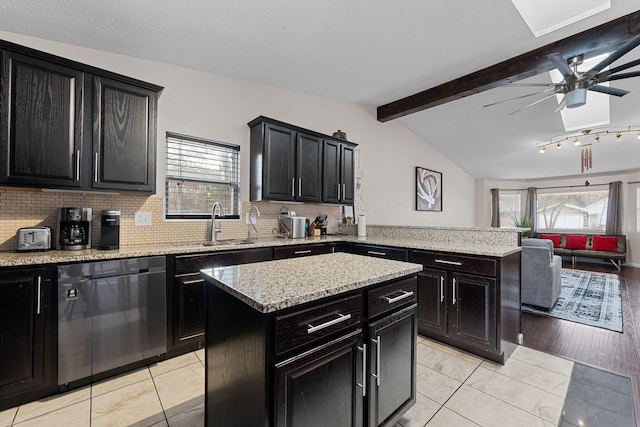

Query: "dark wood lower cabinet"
left=0, top=266, right=56, bottom=410
left=368, top=305, right=417, bottom=427
left=275, top=330, right=363, bottom=427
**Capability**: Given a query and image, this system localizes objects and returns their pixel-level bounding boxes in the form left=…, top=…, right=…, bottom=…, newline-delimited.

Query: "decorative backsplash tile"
left=0, top=189, right=342, bottom=251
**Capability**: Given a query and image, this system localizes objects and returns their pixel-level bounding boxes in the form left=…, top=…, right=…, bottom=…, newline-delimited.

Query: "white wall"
left=477, top=171, right=640, bottom=266
left=0, top=31, right=476, bottom=227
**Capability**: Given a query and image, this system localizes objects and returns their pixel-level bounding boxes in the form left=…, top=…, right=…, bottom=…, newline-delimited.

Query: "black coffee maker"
left=57, top=207, right=92, bottom=250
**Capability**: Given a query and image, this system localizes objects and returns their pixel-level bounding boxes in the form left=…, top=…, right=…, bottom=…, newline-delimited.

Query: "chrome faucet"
left=211, top=201, right=225, bottom=242
left=248, top=205, right=261, bottom=240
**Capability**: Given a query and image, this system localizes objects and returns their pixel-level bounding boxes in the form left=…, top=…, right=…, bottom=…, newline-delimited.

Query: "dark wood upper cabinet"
left=322, top=139, right=355, bottom=204
left=0, top=51, right=84, bottom=187
left=92, top=77, right=156, bottom=192
left=0, top=39, right=162, bottom=194
left=249, top=116, right=356, bottom=204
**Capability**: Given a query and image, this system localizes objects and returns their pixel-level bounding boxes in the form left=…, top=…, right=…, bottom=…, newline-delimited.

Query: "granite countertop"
left=0, top=234, right=520, bottom=267
left=200, top=252, right=423, bottom=313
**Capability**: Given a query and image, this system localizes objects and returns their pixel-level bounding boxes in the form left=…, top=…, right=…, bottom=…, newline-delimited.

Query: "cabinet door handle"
left=36, top=275, right=42, bottom=315
left=298, top=178, right=301, bottom=197
left=382, top=290, right=414, bottom=304
left=435, top=259, right=463, bottom=266
left=94, top=152, right=99, bottom=182
left=307, top=313, right=351, bottom=334
left=367, top=251, right=386, bottom=256
left=371, top=336, right=381, bottom=386
left=182, top=279, right=205, bottom=285
left=452, top=278, right=457, bottom=305
left=337, top=184, right=341, bottom=200
left=75, top=150, right=81, bottom=181
left=291, top=178, right=295, bottom=197
left=357, top=343, right=367, bottom=397
left=440, top=276, right=444, bottom=302
left=342, top=183, right=346, bottom=199
left=294, top=249, right=312, bottom=255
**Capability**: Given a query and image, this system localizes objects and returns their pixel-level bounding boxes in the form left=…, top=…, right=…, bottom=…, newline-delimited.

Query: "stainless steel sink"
left=201, top=239, right=257, bottom=246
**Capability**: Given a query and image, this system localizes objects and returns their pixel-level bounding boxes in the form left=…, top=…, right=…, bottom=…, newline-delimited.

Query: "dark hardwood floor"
left=521, top=261, right=640, bottom=415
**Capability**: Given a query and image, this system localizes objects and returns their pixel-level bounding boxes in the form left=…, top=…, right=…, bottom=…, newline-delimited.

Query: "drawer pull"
left=307, top=313, right=352, bottom=334
left=357, top=344, right=367, bottom=397
left=367, top=250, right=387, bottom=256
left=435, top=259, right=463, bottom=266
left=294, top=250, right=312, bottom=255
left=382, top=290, right=414, bottom=304
left=182, top=279, right=205, bottom=285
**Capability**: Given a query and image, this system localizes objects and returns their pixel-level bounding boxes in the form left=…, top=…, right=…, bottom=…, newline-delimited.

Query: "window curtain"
left=606, top=181, right=622, bottom=235
left=490, top=188, right=500, bottom=227
left=525, top=187, right=537, bottom=232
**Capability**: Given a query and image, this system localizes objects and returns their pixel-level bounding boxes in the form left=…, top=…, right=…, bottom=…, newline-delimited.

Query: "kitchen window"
left=165, top=133, right=240, bottom=220
left=536, top=188, right=608, bottom=232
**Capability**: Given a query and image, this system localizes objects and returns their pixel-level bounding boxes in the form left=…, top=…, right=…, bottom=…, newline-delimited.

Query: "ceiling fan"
left=485, top=34, right=640, bottom=115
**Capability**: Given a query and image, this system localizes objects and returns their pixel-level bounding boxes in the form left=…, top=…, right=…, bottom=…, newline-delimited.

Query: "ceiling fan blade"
left=588, top=85, right=629, bottom=97
left=508, top=93, right=558, bottom=115
left=483, top=88, right=556, bottom=108
left=607, top=71, right=640, bottom=81
left=547, top=53, right=576, bottom=80
left=585, top=34, right=640, bottom=76
left=499, top=83, right=554, bottom=87
left=554, top=96, right=566, bottom=112
left=595, top=58, right=640, bottom=81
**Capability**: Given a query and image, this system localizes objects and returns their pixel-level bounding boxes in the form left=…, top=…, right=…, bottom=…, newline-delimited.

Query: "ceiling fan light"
left=565, top=88, right=587, bottom=108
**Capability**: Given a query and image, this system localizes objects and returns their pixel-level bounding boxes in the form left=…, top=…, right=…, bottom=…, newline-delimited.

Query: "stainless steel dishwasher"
left=57, top=256, right=167, bottom=386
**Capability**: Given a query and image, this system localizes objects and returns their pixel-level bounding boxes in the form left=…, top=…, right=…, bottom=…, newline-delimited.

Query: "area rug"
left=522, top=269, right=623, bottom=332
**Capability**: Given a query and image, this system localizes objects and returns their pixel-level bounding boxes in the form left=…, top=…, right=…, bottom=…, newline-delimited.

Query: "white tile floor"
left=0, top=337, right=574, bottom=426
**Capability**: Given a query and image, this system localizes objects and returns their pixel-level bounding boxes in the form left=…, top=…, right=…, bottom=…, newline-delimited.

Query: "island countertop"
left=200, top=252, right=423, bottom=313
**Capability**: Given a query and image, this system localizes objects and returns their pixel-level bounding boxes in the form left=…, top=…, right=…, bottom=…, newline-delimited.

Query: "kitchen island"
left=200, top=252, right=423, bottom=427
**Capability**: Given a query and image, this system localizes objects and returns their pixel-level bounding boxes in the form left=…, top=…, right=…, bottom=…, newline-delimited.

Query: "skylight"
left=511, top=0, right=610, bottom=37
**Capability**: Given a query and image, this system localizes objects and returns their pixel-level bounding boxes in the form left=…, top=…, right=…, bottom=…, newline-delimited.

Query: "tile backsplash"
left=0, top=188, right=343, bottom=251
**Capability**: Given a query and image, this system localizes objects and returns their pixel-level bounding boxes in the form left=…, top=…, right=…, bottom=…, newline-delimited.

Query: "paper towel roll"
left=357, top=214, right=366, bottom=237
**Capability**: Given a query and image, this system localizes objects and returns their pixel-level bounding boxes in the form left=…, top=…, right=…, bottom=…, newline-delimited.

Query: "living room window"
left=536, top=188, right=608, bottom=232
left=165, top=132, right=240, bottom=220
left=498, top=191, right=522, bottom=227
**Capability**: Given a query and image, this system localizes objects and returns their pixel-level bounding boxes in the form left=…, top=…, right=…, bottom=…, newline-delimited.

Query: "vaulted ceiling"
left=1, top=0, right=640, bottom=180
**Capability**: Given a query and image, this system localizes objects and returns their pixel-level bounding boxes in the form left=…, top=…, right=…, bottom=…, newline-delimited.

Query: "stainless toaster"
left=17, top=227, right=52, bottom=251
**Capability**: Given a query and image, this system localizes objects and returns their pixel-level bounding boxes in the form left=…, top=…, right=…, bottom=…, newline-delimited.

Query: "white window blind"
left=165, top=133, right=240, bottom=219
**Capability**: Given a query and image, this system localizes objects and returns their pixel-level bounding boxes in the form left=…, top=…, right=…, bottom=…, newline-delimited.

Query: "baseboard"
left=623, top=262, right=640, bottom=269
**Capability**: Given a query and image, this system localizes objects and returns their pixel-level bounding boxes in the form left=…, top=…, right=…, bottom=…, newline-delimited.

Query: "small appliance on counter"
left=100, top=210, right=121, bottom=250
left=279, top=211, right=306, bottom=239
left=17, top=227, right=51, bottom=251
left=57, top=207, right=92, bottom=250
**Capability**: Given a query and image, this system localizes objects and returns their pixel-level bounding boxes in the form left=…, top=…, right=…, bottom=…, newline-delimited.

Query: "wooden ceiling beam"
left=377, top=10, right=640, bottom=122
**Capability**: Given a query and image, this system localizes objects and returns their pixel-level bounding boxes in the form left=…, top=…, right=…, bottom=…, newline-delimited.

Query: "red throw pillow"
left=592, top=236, right=618, bottom=252
left=565, top=234, right=588, bottom=250
left=539, top=233, right=561, bottom=248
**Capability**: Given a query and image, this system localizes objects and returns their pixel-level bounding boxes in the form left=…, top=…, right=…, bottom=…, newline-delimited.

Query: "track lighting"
left=536, top=126, right=640, bottom=173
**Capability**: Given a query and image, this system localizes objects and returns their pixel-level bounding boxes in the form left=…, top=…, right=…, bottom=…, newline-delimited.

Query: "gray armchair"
left=521, top=238, right=562, bottom=309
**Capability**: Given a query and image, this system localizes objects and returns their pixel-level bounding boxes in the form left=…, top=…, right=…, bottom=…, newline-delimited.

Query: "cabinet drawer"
left=368, top=276, right=417, bottom=318
left=351, top=244, right=408, bottom=261
left=409, top=251, right=496, bottom=277
left=275, top=294, right=362, bottom=355
left=273, top=243, right=330, bottom=260
left=174, top=248, right=272, bottom=274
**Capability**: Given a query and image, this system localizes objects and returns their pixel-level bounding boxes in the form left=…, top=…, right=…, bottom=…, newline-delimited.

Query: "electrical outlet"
left=135, top=212, right=152, bottom=226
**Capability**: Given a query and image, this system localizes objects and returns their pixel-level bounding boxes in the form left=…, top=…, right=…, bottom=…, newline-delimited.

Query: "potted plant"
left=513, top=214, right=533, bottom=238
